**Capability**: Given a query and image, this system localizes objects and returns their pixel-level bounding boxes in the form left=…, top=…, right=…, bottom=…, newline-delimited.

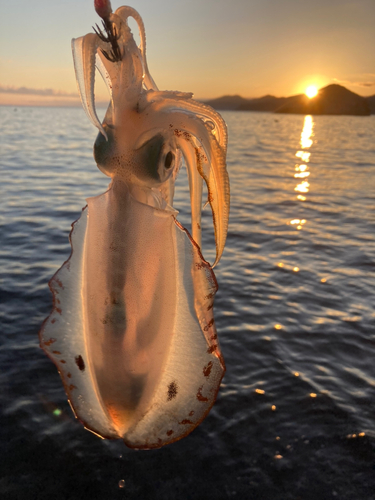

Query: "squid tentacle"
left=72, top=34, right=108, bottom=139
left=176, top=129, right=229, bottom=267
left=95, top=52, right=113, bottom=100
left=142, top=91, right=228, bottom=150
left=116, top=6, right=158, bottom=91
left=176, top=136, right=203, bottom=249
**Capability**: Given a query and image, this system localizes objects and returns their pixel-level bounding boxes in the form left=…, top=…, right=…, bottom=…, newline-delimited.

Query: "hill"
left=239, top=95, right=289, bottom=112
left=204, top=85, right=374, bottom=116
left=367, top=95, right=375, bottom=114
left=275, top=85, right=370, bottom=116
left=202, top=95, right=249, bottom=110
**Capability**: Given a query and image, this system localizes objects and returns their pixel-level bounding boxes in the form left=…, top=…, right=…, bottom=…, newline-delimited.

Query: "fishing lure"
left=40, top=0, right=229, bottom=449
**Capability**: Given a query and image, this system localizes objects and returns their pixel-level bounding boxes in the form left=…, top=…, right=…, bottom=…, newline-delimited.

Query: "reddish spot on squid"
left=75, top=355, right=85, bottom=371
left=44, top=338, right=56, bottom=346
left=167, top=381, right=178, bottom=401
left=196, top=387, right=208, bottom=402
left=203, top=361, right=213, bottom=378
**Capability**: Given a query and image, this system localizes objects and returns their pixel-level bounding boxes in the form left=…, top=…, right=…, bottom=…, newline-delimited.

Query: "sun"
left=305, top=85, right=318, bottom=99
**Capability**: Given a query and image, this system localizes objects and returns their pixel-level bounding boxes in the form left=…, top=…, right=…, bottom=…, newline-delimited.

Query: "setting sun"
left=305, top=85, right=318, bottom=99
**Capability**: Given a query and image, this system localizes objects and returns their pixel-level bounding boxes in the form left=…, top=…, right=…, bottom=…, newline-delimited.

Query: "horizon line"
left=1, top=82, right=374, bottom=108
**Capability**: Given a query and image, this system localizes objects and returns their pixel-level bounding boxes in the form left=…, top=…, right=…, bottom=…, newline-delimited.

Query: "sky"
left=0, top=0, right=374, bottom=106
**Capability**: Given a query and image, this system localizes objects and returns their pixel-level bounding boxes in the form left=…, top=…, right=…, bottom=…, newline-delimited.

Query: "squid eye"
left=165, top=151, right=174, bottom=169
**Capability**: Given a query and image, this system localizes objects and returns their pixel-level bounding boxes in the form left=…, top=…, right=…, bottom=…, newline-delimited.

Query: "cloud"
left=358, top=82, right=375, bottom=87
left=332, top=77, right=375, bottom=88
left=0, top=85, right=78, bottom=97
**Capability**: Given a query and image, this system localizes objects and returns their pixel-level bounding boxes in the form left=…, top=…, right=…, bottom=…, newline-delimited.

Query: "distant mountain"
left=275, top=85, right=370, bottom=116
left=202, top=95, right=249, bottom=110
left=239, top=95, right=289, bottom=112
left=204, top=84, right=374, bottom=116
left=367, top=94, right=375, bottom=114
left=203, top=94, right=281, bottom=111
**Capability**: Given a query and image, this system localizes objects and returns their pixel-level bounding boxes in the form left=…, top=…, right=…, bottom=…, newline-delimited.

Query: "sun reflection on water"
left=295, top=180, right=310, bottom=193
left=294, top=171, right=310, bottom=179
left=300, top=115, right=314, bottom=149
left=290, top=115, right=314, bottom=229
left=295, top=151, right=311, bottom=162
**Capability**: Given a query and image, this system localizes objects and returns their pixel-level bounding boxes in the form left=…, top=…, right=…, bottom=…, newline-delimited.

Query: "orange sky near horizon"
left=0, top=0, right=374, bottom=107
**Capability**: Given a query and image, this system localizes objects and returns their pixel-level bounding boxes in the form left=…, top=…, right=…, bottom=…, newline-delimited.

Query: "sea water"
left=1, top=106, right=374, bottom=499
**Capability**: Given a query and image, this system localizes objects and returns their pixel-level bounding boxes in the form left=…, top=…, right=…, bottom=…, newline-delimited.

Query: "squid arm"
left=139, top=102, right=229, bottom=266
left=72, top=34, right=107, bottom=139
left=116, top=5, right=159, bottom=91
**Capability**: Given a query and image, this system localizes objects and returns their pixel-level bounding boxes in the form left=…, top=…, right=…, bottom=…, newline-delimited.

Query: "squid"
left=40, top=0, right=229, bottom=449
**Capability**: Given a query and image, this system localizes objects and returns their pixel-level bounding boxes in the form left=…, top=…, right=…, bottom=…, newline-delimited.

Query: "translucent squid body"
left=40, top=1, right=229, bottom=449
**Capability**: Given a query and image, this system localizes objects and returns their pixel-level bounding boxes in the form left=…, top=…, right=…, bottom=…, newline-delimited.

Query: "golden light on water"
left=295, top=116, right=314, bottom=202
left=295, top=181, right=310, bottom=193
left=300, top=115, right=313, bottom=148
left=290, top=219, right=306, bottom=227
left=295, top=151, right=310, bottom=162
left=305, top=85, right=318, bottom=98
left=296, top=164, right=308, bottom=171
left=289, top=116, right=314, bottom=234
left=294, top=171, right=310, bottom=178
left=275, top=116, right=314, bottom=319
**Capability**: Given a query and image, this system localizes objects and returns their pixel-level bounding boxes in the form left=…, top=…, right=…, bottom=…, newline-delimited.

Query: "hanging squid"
left=40, top=0, right=229, bottom=449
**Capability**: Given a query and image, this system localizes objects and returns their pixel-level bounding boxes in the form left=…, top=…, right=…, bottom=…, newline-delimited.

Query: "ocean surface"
left=1, top=106, right=374, bottom=499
